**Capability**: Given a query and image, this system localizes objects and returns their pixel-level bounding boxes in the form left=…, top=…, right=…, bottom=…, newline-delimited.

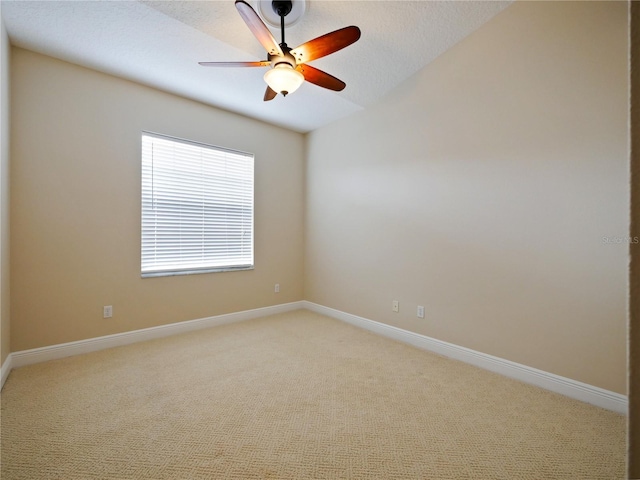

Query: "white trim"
left=1, top=352, right=13, bottom=389
left=302, top=301, right=628, bottom=414
left=3, top=300, right=628, bottom=414
left=8, top=302, right=304, bottom=371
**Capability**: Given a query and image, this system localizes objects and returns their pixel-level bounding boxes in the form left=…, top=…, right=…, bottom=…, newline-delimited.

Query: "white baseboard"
left=1, top=352, right=12, bottom=390
left=3, top=301, right=304, bottom=386
left=302, top=301, right=628, bottom=414
left=2, top=300, right=628, bottom=415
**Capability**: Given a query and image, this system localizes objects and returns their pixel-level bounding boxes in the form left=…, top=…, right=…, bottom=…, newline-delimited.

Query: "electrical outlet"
left=392, top=300, right=399, bottom=313
left=103, top=305, right=113, bottom=318
left=275, top=283, right=280, bottom=293
left=417, top=306, right=425, bottom=318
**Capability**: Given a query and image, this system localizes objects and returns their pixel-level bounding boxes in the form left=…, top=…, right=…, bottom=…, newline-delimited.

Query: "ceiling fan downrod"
left=272, top=0, right=293, bottom=46
left=263, top=0, right=301, bottom=97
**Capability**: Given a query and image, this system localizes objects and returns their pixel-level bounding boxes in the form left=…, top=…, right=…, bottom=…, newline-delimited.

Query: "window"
left=141, top=133, right=254, bottom=277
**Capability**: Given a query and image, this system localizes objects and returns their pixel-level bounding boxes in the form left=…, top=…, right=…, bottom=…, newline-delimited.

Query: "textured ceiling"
left=1, top=0, right=511, bottom=132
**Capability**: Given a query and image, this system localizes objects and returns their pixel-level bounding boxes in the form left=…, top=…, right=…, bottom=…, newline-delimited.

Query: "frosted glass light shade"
left=264, top=64, right=304, bottom=96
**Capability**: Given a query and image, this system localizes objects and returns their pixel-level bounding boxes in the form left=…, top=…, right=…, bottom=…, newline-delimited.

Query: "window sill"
left=141, top=265, right=254, bottom=278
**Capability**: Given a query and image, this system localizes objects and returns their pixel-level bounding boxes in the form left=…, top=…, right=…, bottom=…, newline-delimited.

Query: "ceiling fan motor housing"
left=269, top=48, right=296, bottom=69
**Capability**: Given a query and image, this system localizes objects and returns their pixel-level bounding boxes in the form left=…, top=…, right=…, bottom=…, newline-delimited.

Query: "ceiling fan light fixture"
left=263, top=64, right=304, bottom=96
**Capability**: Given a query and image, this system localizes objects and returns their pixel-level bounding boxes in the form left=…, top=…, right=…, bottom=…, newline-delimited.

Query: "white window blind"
left=141, top=133, right=254, bottom=277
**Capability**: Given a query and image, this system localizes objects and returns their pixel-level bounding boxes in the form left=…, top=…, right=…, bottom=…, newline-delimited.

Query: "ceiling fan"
left=199, top=0, right=361, bottom=101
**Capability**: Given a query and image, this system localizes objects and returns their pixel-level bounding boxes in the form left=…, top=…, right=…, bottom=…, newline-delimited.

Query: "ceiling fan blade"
left=235, top=0, right=283, bottom=57
left=199, top=61, right=270, bottom=67
left=297, top=65, right=346, bottom=92
left=264, top=86, right=277, bottom=101
left=290, top=26, right=361, bottom=64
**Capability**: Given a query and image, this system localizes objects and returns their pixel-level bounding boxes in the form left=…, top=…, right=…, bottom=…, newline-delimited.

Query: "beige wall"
left=1, top=16, right=10, bottom=366
left=5, top=2, right=630, bottom=398
left=305, top=1, right=628, bottom=394
left=629, top=1, right=639, bottom=476
left=10, top=48, right=304, bottom=351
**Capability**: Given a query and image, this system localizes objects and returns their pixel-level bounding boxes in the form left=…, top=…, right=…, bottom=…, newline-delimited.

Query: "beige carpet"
left=0, top=310, right=626, bottom=479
